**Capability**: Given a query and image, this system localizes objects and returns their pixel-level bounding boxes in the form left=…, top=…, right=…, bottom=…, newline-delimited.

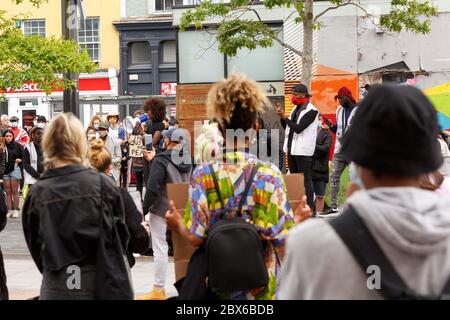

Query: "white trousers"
left=149, top=214, right=168, bottom=289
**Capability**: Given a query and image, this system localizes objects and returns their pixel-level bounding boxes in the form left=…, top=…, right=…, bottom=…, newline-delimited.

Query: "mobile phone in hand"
left=144, top=134, right=153, bottom=151
left=323, top=117, right=333, bottom=125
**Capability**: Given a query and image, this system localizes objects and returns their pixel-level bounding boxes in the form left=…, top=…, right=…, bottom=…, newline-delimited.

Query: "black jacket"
left=22, top=165, right=133, bottom=299
left=4, top=141, right=23, bottom=175
left=119, top=188, right=150, bottom=267
left=0, top=151, right=5, bottom=180
left=0, top=185, right=7, bottom=300
left=312, top=128, right=333, bottom=182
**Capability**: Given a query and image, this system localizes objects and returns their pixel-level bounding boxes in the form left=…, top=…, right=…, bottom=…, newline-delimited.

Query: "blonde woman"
left=22, top=113, right=133, bottom=300
left=88, top=139, right=150, bottom=269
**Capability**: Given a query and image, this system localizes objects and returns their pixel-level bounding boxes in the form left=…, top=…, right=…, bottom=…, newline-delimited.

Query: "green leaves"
left=11, top=0, right=48, bottom=6
left=217, top=20, right=276, bottom=56
left=0, top=7, right=96, bottom=94
left=380, top=0, right=438, bottom=34
left=180, top=0, right=438, bottom=58
left=180, top=0, right=232, bottom=31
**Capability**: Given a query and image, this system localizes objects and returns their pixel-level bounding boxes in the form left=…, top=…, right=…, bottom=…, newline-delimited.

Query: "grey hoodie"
left=279, top=187, right=450, bottom=299
left=143, top=148, right=192, bottom=218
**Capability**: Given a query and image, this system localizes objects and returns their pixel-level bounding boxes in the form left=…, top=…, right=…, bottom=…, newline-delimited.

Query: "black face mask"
left=342, top=99, right=351, bottom=108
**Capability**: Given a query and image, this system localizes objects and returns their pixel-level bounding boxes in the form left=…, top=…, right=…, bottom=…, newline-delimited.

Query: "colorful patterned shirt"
left=184, top=151, right=295, bottom=300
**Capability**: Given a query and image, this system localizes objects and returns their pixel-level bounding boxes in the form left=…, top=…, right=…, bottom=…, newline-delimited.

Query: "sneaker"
left=321, top=208, right=339, bottom=215
left=6, top=210, right=14, bottom=218
left=136, top=288, right=166, bottom=300
left=12, top=210, right=20, bottom=218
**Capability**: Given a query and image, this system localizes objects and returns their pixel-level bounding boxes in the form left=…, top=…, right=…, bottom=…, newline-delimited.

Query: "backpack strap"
left=237, top=163, right=262, bottom=215
left=209, top=162, right=261, bottom=218
left=209, top=164, right=225, bottom=210
left=328, top=205, right=450, bottom=300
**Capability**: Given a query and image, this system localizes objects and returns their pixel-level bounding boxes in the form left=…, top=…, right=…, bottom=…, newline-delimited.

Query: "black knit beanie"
left=341, top=84, right=442, bottom=176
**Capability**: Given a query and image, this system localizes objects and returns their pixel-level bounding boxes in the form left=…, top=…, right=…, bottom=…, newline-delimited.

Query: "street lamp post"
left=61, top=0, right=80, bottom=117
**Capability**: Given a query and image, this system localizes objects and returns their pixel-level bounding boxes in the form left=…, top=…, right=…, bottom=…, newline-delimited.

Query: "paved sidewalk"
left=4, top=256, right=178, bottom=300
left=1, top=215, right=178, bottom=300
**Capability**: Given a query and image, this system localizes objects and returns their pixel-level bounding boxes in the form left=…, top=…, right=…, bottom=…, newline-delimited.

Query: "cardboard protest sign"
left=283, top=173, right=304, bottom=211
left=167, top=182, right=196, bottom=282
left=128, top=134, right=144, bottom=158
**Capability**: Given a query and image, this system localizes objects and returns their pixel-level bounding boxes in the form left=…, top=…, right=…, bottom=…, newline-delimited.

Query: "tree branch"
left=314, top=0, right=353, bottom=23
left=313, top=0, right=397, bottom=36
left=246, top=6, right=303, bottom=56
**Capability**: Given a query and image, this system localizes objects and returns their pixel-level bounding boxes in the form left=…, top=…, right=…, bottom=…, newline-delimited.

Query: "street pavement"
left=1, top=217, right=178, bottom=300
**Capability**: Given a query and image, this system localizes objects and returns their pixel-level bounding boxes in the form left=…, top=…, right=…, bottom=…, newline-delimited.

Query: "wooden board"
left=167, top=182, right=195, bottom=282
left=283, top=173, right=304, bottom=211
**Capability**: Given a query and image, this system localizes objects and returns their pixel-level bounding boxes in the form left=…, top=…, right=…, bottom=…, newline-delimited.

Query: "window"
left=79, top=17, right=100, bottom=63
left=19, top=99, right=39, bottom=107
left=227, top=30, right=284, bottom=81
left=131, top=42, right=151, bottom=65
left=161, top=41, right=176, bottom=64
left=155, top=0, right=183, bottom=12
left=23, top=19, right=45, bottom=37
left=178, top=31, right=224, bottom=83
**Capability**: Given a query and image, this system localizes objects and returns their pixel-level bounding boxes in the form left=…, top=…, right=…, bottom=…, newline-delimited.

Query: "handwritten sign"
left=128, top=135, right=144, bottom=158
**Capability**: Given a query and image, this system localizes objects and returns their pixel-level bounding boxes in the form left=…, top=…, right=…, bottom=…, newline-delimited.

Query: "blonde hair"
left=43, top=113, right=90, bottom=170
left=206, top=74, right=266, bottom=131
left=88, top=139, right=112, bottom=174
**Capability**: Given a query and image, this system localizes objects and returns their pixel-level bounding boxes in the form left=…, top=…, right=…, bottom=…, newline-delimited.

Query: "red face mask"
left=291, top=96, right=310, bottom=106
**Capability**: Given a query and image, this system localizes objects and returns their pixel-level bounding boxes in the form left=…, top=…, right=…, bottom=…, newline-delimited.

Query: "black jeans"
left=288, top=154, right=315, bottom=212
left=134, top=170, right=144, bottom=198
left=279, top=150, right=286, bottom=173
left=120, top=167, right=128, bottom=189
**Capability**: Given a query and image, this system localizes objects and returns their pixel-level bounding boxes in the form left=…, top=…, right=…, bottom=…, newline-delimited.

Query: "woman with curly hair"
left=143, top=97, right=167, bottom=183
left=166, top=74, right=302, bottom=300
left=143, top=97, right=166, bottom=151
left=88, top=115, right=102, bottom=139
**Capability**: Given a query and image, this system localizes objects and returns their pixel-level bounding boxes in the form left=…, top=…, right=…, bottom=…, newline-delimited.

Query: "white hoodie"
left=280, top=187, right=450, bottom=299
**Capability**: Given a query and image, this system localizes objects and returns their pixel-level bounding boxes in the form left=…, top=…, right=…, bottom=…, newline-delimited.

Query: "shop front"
left=1, top=69, right=118, bottom=129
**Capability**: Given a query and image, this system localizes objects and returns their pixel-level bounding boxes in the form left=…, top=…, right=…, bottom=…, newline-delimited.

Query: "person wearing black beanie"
left=280, top=85, right=450, bottom=300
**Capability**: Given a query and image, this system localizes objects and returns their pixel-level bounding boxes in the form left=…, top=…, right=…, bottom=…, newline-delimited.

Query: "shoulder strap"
left=209, top=162, right=261, bottom=217
left=237, top=163, right=262, bottom=215
left=329, top=205, right=450, bottom=299
left=209, top=164, right=225, bottom=210
left=329, top=206, right=409, bottom=299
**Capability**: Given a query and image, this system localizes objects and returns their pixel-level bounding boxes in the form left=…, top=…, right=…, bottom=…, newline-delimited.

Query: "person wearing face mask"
left=280, top=85, right=450, bottom=300
left=98, top=121, right=122, bottom=186
left=3, top=130, right=23, bottom=218
left=277, top=83, right=319, bottom=212
left=322, top=87, right=358, bottom=215
left=8, top=116, right=29, bottom=146
left=89, top=115, right=102, bottom=139
left=86, top=126, right=97, bottom=142
left=311, top=114, right=332, bottom=215
left=22, top=127, right=44, bottom=200
left=36, top=115, right=47, bottom=130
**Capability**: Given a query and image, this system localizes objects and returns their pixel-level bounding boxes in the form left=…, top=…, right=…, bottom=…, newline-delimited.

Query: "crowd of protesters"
left=0, top=73, right=450, bottom=301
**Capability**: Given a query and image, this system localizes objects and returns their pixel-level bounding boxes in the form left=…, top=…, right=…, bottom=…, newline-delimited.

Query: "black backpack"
left=206, top=163, right=269, bottom=293
left=329, top=206, right=450, bottom=300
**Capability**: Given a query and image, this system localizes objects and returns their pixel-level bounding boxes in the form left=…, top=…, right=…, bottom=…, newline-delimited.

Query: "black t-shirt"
left=145, top=120, right=165, bottom=135
left=145, top=120, right=165, bottom=153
